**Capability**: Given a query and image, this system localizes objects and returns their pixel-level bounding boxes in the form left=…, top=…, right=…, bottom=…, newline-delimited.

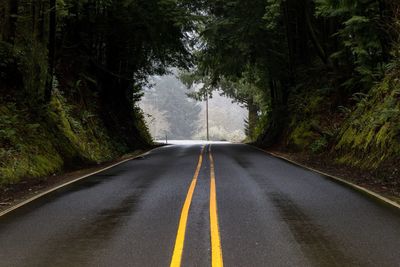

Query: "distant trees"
left=194, top=93, right=247, bottom=142
left=141, top=103, right=171, bottom=140
left=180, top=71, right=266, bottom=140
left=141, top=74, right=201, bottom=140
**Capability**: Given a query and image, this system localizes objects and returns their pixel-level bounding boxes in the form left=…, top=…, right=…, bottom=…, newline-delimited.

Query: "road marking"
left=170, top=145, right=205, bottom=267
left=209, top=145, right=224, bottom=267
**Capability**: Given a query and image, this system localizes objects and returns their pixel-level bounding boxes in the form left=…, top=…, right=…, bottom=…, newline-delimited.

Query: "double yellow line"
left=170, top=145, right=223, bottom=267
left=208, top=145, right=224, bottom=267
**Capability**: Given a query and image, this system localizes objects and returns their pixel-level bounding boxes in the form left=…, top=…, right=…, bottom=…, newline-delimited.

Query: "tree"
left=45, top=0, right=56, bottom=102
left=186, top=0, right=396, bottom=146
left=0, top=0, right=198, bottom=149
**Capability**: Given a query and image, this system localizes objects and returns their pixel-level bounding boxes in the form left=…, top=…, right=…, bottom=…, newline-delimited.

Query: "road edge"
left=252, top=146, right=400, bottom=211
left=0, top=147, right=158, bottom=218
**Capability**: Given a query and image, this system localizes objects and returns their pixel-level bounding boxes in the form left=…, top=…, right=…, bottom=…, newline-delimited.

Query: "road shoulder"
left=0, top=149, right=154, bottom=215
left=255, top=147, right=400, bottom=210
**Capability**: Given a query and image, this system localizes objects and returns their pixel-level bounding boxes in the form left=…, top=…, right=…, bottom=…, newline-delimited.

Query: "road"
left=1, top=143, right=400, bottom=267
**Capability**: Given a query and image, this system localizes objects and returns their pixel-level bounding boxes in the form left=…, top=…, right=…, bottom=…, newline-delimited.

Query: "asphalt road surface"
left=1, top=143, right=400, bottom=267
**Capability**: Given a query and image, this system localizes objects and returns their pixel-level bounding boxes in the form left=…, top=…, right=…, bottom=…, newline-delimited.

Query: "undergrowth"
left=282, top=70, right=400, bottom=172
left=0, top=91, right=130, bottom=185
left=336, top=74, right=400, bottom=169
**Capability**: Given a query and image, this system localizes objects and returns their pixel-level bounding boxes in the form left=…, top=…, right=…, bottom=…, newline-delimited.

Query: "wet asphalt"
left=0, top=143, right=400, bottom=267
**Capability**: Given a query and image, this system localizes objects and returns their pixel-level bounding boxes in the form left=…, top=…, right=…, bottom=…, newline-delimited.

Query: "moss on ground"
left=285, top=84, right=330, bottom=151
left=282, top=71, right=400, bottom=172
left=0, top=102, right=62, bottom=184
left=288, top=121, right=315, bottom=150
left=336, top=75, right=400, bottom=169
left=47, top=90, right=119, bottom=163
left=0, top=90, right=137, bottom=186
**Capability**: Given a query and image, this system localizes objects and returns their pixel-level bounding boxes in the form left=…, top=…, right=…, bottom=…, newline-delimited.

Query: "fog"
left=140, top=73, right=247, bottom=142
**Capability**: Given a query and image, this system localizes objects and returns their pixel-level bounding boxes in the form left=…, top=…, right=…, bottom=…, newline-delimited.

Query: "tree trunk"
left=304, top=0, right=333, bottom=67
left=45, top=0, right=56, bottom=102
left=0, top=2, right=7, bottom=41
left=247, top=98, right=259, bottom=139
left=256, top=80, right=288, bottom=147
left=97, top=39, right=151, bottom=149
left=4, top=0, right=18, bottom=44
left=377, top=0, right=390, bottom=63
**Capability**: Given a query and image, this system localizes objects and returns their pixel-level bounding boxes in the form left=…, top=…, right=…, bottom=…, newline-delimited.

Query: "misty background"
left=140, top=73, right=247, bottom=142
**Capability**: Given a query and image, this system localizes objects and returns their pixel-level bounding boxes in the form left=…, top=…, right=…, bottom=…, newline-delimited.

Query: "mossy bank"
left=0, top=91, right=151, bottom=186
left=277, top=69, right=400, bottom=183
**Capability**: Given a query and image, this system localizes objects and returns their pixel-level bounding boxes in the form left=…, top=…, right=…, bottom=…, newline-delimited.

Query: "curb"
left=0, top=148, right=157, bottom=218
left=252, top=146, right=400, bottom=211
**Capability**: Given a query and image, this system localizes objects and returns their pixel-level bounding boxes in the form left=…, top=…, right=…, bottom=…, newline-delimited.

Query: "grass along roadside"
left=0, top=149, right=153, bottom=215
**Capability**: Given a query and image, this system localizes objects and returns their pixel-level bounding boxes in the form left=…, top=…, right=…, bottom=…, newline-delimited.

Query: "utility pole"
left=206, top=94, right=209, bottom=141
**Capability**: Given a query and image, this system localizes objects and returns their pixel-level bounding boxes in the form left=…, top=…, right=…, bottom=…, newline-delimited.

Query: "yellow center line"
left=209, top=145, right=224, bottom=267
left=170, top=145, right=205, bottom=267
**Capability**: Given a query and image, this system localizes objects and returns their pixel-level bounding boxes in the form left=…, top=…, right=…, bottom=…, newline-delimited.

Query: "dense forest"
left=183, top=0, right=400, bottom=181
left=0, top=0, right=194, bottom=184
left=1, top=0, right=400, bottom=186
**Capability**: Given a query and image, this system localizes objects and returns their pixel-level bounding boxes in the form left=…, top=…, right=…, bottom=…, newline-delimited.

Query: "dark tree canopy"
left=183, top=0, right=398, bottom=146
left=0, top=0, right=399, bottom=157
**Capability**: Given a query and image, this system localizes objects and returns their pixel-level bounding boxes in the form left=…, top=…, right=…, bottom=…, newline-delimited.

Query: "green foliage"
left=288, top=122, right=315, bottom=150
left=316, top=0, right=388, bottom=91
left=253, top=110, right=270, bottom=141
left=189, top=0, right=397, bottom=148
left=131, top=106, right=153, bottom=146
left=1, top=0, right=400, bottom=184
left=0, top=0, right=198, bottom=184
left=0, top=102, right=63, bottom=184
left=310, top=136, right=329, bottom=154
left=48, top=90, right=119, bottom=162
left=0, top=90, right=133, bottom=185
left=336, top=74, right=400, bottom=168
